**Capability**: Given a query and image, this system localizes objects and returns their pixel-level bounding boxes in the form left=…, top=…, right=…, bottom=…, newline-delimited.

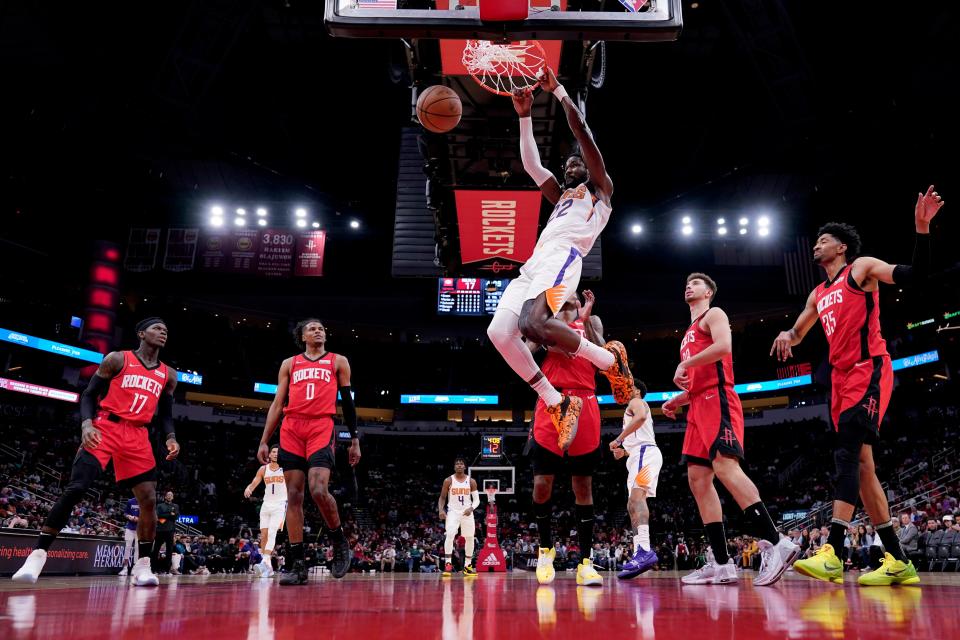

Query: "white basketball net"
left=462, top=40, right=547, bottom=97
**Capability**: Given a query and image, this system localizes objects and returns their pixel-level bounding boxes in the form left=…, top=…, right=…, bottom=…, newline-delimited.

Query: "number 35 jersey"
left=284, top=353, right=338, bottom=418
left=814, top=263, right=888, bottom=371
left=98, top=351, right=171, bottom=424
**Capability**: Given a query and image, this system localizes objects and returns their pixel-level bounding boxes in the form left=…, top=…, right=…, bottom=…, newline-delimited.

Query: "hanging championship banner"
left=295, top=231, right=326, bottom=277
left=124, top=228, right=161, bottom=272
left=163, top=228, right=199, bottom=272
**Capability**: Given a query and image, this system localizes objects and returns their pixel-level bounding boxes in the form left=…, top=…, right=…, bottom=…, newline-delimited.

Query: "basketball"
left=416, top=85, right=462, bottom=134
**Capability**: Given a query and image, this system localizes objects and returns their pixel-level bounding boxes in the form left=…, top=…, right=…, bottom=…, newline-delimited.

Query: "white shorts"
left=625, top=445, right=662, bottom=498
left=124, top=528, right=137, bottom=544
left=260, top=501, right=286, bottom=530
left=496, top=245, right=582, bottom=317
left=445, top=511, right=476, bottom=537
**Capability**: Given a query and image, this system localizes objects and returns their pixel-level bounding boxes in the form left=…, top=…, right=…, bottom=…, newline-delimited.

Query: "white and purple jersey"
left=125, top=498, right=139, bottom=531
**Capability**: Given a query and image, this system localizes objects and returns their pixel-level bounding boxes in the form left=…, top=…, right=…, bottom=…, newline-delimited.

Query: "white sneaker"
left=12, top=549, right=47, bottom=583
left=255, top=560, right=273, bottom=578
left=118, top=566, right=130, bottom=577
left=131, top=557, right=159, bottom=586
left=777, top=536, right=802, bottom=566
left=753, top=540, right=784, bottom=586
left=681, top=559, right=738, bottom=585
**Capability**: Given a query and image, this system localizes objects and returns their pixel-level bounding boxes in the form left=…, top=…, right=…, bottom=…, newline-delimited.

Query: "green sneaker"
left=793, top=544, right=844, bottom=584
left=858, top=552, right=920, bottom=586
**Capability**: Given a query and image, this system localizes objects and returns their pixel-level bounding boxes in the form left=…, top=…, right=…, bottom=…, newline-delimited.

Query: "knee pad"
left=833, top=446, right=861, bottom=504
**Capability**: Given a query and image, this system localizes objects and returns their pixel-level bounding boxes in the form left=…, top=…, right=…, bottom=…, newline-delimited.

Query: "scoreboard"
left=481, top=434, right=504, bottom=459
left=437, top=278, right=509, bottom=316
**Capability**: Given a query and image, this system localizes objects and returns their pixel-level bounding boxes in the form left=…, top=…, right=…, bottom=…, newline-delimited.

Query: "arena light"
left=681, top=225, right=693, bottom=236
left=739, top=217, right=749, bottom=226
left=350, top=220, right=360, bottom=229
left=256, top=207, right=268, bottom=217
left=211, top=205, right=224, bottom=216
left=311, top=221, right=321, bottom=229
left=210, top=216, right=224, bottom=227
left=717, top=217, right=725, bottom=225
left=257, top=218, right=267, bottom=227
left=630, top=223, right=643, bottom=235
left=296, top=219, right=307, bottom=228
left=758, top=227, right=770, bottom=237
left=739, top=227, right=748, bottom=235
left=295, top=208, right=308, bottom=218
left=681, top=215, right=691, bottom=225
left=236, top=208, right=246, bottom=216
left=758, top=215, right=770, bottom=227
left=234, top=217, right=246, bottom=226
left=718, top=227, right=728, bottom=236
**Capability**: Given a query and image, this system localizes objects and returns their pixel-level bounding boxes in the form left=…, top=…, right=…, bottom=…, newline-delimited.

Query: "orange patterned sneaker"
left=546, top=394, right=582, bottom=451
left=601, top=340, right=634, bottom=404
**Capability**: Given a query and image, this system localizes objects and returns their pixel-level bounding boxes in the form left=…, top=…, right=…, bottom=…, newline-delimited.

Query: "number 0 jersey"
left=814, top=263, right=888, bottom=371
left=284, top=353, right=338, bottom=418
left=98, top=351, right=171, bottom=424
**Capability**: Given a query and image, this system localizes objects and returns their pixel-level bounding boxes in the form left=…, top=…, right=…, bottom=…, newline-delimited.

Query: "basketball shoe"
left=130, top=557, right=159, bottom=587
left=462, top=564, right=477, bottom=577
left=536, top=547, right=556, bottom=585
left=545, top=395, right=581, bottom=451
left=754, top=536, right=801, bottom=587
left=11, top=549, right=47, bottom=584
left=601, top=341, right=634, bottom=404
left=254, top=558, right=274, bottom=578
left=576, top=558, right=603, bottom=586
left=617, top=547, right=658, bottom=579
left=331, top=538, right=351, bottom=579
left=681, top=558, right=738, bottom=585
left=857, top=552, right=920, bottom=586
left=793, top=544, right=844, bottom=584
left=279, top=560, right=308, bottom=586
left=442, top=562, right=454, bottom=577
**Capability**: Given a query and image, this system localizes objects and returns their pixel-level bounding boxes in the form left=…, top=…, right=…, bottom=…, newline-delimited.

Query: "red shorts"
left=830, top=355, right=892, bottom=443
left=279, top=415, right=336, bottom=471
left=83, top=412, right=156, bottom=482
left=533, top=389, right=600, bottom=457
left=681, top=386, right=745, bottom=466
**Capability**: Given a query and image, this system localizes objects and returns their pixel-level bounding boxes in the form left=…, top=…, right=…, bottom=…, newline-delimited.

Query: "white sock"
left=531, top=376, right=563, bottom=407
left=575, top=337, right=615, bottom=370
left=638, top=526, right=650, bottom=552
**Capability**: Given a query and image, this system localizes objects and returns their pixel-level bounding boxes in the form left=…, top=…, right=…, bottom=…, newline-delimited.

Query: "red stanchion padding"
left=479, top=0, right=528, bottom=22
left=476, top=496, right=507, bottom=572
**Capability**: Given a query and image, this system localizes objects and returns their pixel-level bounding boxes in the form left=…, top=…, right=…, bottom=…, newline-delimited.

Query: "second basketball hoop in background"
left=416, top=85, right=462, bottom=134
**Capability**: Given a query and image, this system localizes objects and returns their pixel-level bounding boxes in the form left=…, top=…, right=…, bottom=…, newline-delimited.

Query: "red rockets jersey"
left=284, top=353, right=338, bottom=418
left=541, top=318, right=597, bottom=390
left=814, top=263, right=888, bottom=371
left=680, top=310, right=736, bottom=395
left=98, top=351, right=170, bottom=424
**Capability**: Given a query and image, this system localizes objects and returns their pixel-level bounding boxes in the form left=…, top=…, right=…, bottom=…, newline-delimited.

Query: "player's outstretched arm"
left=244, top=466, right=265, bottom=499
left=538, top=67, right=613, bottom=206
left=771, top=289, right=819, bottom=362
left=513, top=88, right=562, bottom=204
left=853, top=185, right=944, bottom=287
left=258, top=358, right=291, bottom=464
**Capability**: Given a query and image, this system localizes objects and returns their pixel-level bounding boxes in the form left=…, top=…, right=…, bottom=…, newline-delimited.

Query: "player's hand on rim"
left=537, top=66, right=559, bottom=93
left=165, top=436, right=180, bottom=461
left=770, top=331, right=794, bottom=361
left=81, top=420, right=102, bottom=449
left=511, top=88, right=533, bottom=117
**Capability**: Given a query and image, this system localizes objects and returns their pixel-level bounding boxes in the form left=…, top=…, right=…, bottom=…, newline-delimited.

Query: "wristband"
left=552, top=85, right=569, bottom=103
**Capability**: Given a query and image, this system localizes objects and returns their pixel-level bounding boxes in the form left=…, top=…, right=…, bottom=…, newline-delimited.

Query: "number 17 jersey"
left=284, top=353, right=338, bottom=418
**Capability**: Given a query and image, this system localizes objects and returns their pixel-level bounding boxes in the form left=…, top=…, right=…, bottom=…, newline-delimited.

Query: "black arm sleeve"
left=158, top=393, right=176, bottom=439
left=339, top=385, right=358, bottom=438
left=892, top=233, right=931, bottom=285
left=80, top=375, right=110, bottom=422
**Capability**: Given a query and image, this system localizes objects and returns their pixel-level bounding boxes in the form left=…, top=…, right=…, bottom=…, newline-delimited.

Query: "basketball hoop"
left=485, top=487, right=498, bottom=503
left=461, top=40, right=547, bottom=97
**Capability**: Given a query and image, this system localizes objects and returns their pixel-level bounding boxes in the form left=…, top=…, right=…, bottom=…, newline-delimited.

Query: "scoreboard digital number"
left=437, top=278, right=509, bottom=316
left=481, top=434, right=503, bottom=459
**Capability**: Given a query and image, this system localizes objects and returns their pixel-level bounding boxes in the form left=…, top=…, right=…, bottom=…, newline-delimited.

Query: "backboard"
left=468, top=466, right=515, bottom=495
left=325, top=0, right=682, bottom=42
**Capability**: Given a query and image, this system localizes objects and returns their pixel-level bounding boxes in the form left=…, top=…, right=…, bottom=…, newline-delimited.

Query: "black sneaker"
left=279, top=560, right=308, bottom=586
left=331, top=539, right=351, bottom=579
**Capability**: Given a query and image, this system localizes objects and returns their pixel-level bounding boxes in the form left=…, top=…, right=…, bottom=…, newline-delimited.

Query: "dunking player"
left=12, top=318, right=180, bottom=586
left=244, top=445, right=286, bottom=578
left=256, top=319, right=360, bottom=585
left=118, top=495, right=139, bottom=576
left=609, top=383, right=661, bottom=578
left=772, top=186, right=944, bottom=586
left=527, top=290, right=604, bottom=587
left=437, top=457, right=479, bottom=577
left=661, top=275, right=799, bottom=586
left=487, top=67, right=633, bottom=455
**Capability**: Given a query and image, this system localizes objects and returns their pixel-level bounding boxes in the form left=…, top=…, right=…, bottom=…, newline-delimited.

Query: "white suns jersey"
left=534, top=183, right=612, bottom=259
left=262, top=464, right=287, bottom=504
left=446, top=475, right=473, bottom=515
left=622, top=402, right=656, bottom=453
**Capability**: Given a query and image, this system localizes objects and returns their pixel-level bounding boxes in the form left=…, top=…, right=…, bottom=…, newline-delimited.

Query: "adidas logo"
left=481, top=556, right=500, bottom=566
